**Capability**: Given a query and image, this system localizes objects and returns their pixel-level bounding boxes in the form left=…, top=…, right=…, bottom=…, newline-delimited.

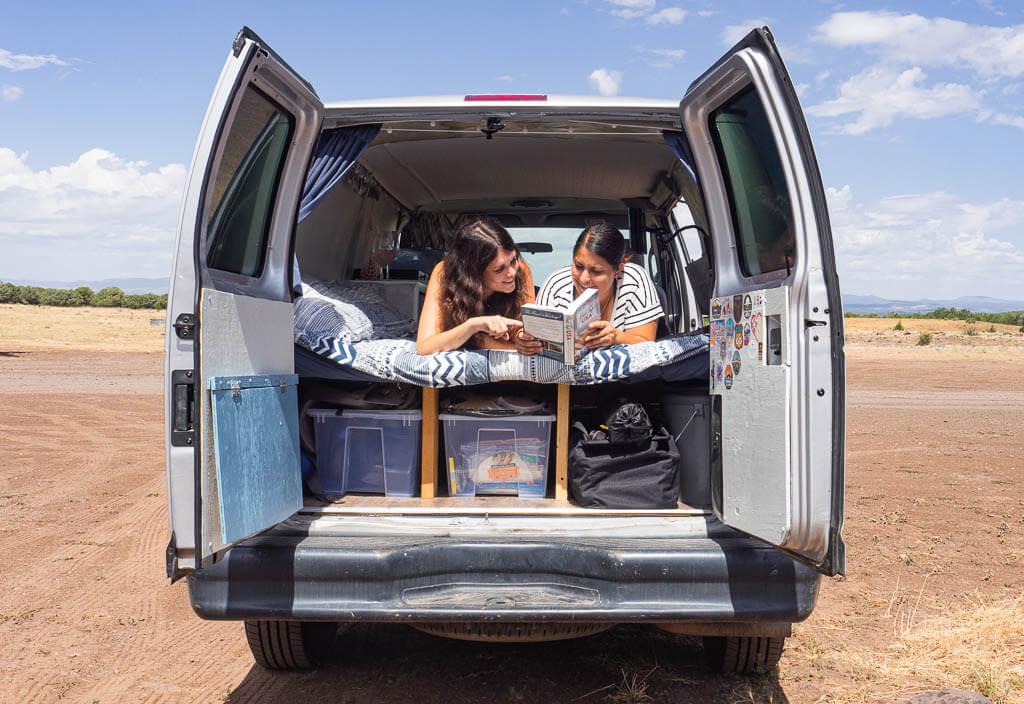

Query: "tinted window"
left=205, top=86, right=294, bottom=277
left=709, top=87, right=794, bottom=277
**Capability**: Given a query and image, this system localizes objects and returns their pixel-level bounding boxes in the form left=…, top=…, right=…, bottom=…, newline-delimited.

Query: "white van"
left=164, top=26, right=845, bottom=674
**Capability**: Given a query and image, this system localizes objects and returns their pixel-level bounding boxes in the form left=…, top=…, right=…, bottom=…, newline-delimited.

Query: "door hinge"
left=173, top=313, right=195, bottom=340
left=166, top=532, right=186, bottom=583
left=171, top=369, right=196, bottom=447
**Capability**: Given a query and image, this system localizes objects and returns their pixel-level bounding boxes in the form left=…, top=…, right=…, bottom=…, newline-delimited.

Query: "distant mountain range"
left=2, top=276, right=1021, bottom=313
left=842, top=295, right=1024, bottom=315
left=1, top=277, right=169, bottom=295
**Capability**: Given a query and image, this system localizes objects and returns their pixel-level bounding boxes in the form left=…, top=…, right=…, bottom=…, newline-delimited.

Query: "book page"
left=568, top=288, right=601, bottom=362
left=521, top=306, right=567, bottom=361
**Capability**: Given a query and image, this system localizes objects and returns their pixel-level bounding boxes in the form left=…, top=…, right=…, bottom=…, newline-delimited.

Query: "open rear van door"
left=165, top=28, right=323, bottom=576
left=680, top=28, right=846, bottom=576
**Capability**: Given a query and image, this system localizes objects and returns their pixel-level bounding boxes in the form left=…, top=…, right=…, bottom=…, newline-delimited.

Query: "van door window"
left=205, top=86, right=295, bottom=277
left=709, top=87, right=794, bottom=278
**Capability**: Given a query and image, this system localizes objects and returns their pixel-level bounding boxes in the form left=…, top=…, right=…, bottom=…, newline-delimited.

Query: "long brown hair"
left=441, top=217, right=526, bottom=347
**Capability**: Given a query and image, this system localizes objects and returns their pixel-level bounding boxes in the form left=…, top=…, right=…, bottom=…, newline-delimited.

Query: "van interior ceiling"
left=294, top=115, right=710, bottom=284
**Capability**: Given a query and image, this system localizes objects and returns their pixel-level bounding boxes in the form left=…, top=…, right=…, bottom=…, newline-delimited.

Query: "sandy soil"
left=1, top=307, right=1022, bottom=703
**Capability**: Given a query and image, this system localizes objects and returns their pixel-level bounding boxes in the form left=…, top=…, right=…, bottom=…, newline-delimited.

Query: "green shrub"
left=91, top=286, right=125, bottom=307
left=18, top=286, right=44, bottom=305
left=987, top=325, right=996, bottom=333
left=964, top=326, right=978, bottom=336
left=893, top=320, right=904, bottom=331
left=917, top=331, right=933, bottom=346
left=72, top=286, right=93, bottom=306
left=0, top=282, right=18, bottom=303
left=40, top=288, right=76, bottom=306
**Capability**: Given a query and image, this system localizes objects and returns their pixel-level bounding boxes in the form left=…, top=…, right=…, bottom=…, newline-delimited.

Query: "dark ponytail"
left=573, top=223, right=632, bottom=268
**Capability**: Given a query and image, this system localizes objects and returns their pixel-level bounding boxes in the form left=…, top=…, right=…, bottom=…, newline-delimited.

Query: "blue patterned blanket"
left=296, top=334, right=706, bottom=387
left=293, top=282, right=709, bottom=387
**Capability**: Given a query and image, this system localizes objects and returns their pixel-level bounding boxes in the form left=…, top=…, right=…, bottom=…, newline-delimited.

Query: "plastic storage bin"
left=309, top=409, right=422, bottom=497
left=440, top=414, right=554, bottom=497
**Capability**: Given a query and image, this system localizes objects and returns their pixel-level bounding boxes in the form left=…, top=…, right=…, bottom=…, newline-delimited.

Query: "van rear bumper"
left=187, top=522, right=821, bottom=624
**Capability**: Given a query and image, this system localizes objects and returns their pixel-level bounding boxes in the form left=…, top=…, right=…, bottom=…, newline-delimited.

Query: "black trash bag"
left=600, top=398, right=653, bottom=448
left=569, top=403, right=680, bottom=509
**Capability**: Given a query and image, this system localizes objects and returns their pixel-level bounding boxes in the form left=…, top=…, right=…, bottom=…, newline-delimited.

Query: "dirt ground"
left=1, top=307, right=1022, bottom=703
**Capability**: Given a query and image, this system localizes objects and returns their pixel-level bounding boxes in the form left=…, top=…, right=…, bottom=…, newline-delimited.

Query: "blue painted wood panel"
left=210, top=374, right=302, bottom=545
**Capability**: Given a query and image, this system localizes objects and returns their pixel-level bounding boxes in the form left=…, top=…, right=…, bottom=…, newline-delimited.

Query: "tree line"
left=0, top=282, right=168, bottom=310
left=845, top=307, right=1024, bottom=327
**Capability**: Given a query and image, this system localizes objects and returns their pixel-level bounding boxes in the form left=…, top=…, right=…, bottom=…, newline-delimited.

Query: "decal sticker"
left=711, top=298, right=722, bottom=319
left=744, top=323, right=750, bottom=347
left=734, top=326, right=744, bottom=350
left=716, top=362, right=724, bottom=383
left=733, top=294, right=744, bottom=324
left=724, top=364, right=733, bottom=390
left=751, top=312, right=762, bottom=342
left=723, top=298, right=732, bottom=319
left=743, top=294, right=752, bottom=320
left=758, top=342, right=764, bottom=361
left=732, top=351, right=741, bottom=376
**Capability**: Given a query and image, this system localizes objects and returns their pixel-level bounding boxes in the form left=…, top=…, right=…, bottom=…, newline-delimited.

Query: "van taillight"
left=464, top=94, right=547, bottom=101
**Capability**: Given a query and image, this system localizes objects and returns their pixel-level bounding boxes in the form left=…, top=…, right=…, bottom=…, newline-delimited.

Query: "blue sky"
left=1, top=0, right=1022, bottom=300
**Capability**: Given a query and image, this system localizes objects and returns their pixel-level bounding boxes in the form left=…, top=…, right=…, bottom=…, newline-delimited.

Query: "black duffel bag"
left=568, top=401, right=680, bottom=509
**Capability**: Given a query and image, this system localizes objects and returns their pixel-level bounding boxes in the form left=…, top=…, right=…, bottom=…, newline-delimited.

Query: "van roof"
left=325, top=94, right=679, bottom=113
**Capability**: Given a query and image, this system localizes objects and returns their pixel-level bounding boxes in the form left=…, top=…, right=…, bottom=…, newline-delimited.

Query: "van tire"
left=244, top=620, right=338, bottom=670
left=701, top=635, right=785, bottom=673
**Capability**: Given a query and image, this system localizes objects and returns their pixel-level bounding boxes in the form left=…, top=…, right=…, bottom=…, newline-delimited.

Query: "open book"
left=520, top=287, right=601, bottom=365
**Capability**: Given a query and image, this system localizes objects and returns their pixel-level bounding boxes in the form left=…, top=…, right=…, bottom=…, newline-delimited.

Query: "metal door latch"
left=173, top=313, right=195, bottom=339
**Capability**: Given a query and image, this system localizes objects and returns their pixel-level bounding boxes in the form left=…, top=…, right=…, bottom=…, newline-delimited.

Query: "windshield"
left=509, top=226, right=627, bottom=288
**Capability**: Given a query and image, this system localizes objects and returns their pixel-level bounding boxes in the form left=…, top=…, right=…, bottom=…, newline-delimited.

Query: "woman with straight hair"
left=527, top=223, right=663, bottom=350
left=416, top=217, right=537, bottom=354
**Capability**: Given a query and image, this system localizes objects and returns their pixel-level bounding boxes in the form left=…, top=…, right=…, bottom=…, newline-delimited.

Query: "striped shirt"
left=536, top=262, right=664, bottom=331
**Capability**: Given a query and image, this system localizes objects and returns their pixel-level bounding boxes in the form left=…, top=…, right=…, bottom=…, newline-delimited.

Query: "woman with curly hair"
left=416, top=217, right=538, bottom=354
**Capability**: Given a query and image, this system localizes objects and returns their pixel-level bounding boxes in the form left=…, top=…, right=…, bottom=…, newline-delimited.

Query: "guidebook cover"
left=521, top=287, right=601, bottom=365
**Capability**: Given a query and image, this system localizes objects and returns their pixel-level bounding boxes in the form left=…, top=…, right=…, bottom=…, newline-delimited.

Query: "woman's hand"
left=579, top=319, right=620, bottom=349
left=513, top=329, right=543, bottom=355
left=474, top=315, right=523, bottom=342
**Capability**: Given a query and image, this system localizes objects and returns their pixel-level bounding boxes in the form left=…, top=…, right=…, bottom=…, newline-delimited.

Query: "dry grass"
left=840, top=592, right=1024, bottom=703
left=0, top=303, right=165, bottom=353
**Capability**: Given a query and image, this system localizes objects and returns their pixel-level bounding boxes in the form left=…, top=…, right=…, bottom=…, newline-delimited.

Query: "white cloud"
left=808, top=66, right=982, bottom=134
left=991, top=112, right=1024, bottom=130
left=607, top=0, right=654, bottom=19
left=589, top=68, right=622, bottom=96
left=640, top=47, right=685, bottom=68
left=2, top=84, right=22, bottom=102
left=826, top=186, right=1024, bottom=298
left=646, top=8, right=686, bottom=25
left=0, top=148, right=186, bottom=279
left=815, top=12, right=1024, bottom=79
left=0, top=48, right=66, bottom=71
left=722, top=18, right=770, bottom=46
left=697, top=10, right=715, bottom=18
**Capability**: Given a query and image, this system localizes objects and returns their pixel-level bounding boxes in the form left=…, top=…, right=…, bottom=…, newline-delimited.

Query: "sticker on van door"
left=711, top=288, right=773, bottom=393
